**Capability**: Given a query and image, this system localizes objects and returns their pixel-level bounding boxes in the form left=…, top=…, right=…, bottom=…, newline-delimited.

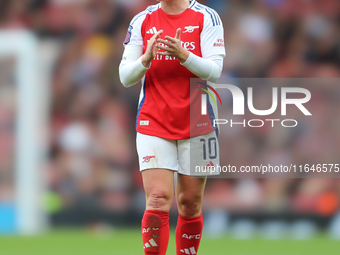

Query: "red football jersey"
left=124, top=0, right=225, bottom=140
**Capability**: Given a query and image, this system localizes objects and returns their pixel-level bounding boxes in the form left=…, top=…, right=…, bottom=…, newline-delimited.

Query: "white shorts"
left=136, top=131, right=220, bottom=176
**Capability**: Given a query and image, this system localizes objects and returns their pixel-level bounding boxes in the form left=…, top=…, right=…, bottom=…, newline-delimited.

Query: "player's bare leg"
left=176, top=174, right=206, bottom=217
left=175, top=174, right=207, bottom=255
left=141, top=169, right=174, bottom=255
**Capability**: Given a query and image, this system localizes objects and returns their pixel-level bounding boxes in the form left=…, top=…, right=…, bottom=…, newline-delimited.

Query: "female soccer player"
left=119, top=0, right=225, bottom=254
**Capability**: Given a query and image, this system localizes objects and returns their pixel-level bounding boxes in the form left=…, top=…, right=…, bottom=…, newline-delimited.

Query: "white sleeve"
left=201, top=9, right=226, bottom=59
left=182, top=9, right=225, bottom=83
left=119, top=12, right=148, bottom=87
left=182, top=52, right=223, bottom=83
left=123, top=11, right=146, bottom=47
left=119, top=45, right=149, bottom=87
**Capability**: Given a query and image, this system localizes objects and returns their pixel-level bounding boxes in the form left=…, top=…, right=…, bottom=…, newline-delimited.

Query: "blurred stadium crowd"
left=0, top=0, right=340, bottom=229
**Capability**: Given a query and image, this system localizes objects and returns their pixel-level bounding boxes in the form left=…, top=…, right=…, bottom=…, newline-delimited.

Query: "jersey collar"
left=189, top=0, right=197, bottom=9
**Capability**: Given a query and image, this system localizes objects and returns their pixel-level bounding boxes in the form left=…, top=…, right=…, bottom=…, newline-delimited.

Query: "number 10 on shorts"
left=200, top=137, right=217, bottom=160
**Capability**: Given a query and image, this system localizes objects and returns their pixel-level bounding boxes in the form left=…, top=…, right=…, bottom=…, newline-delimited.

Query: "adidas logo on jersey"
left=146, top=27, right=158, bottom=34
left=143, top=238, right=158, bottom=249
left=180, top=247, right=197, bottom=254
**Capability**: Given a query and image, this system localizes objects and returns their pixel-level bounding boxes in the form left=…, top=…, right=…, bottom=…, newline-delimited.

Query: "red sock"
left=142, top=210, right=170, bottom=255
left=176, top=213, right=204, bottom=255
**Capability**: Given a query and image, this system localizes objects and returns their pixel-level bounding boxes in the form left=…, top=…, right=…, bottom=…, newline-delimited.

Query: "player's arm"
left=119, top=44, right=146, bottom=87
left=181, top=49, right=224, bottom=83
left=157, top=12, right=226, bottom=83
left=119, top=12, right=163, bottom=88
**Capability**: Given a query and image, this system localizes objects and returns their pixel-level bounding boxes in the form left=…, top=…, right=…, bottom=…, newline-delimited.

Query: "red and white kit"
left=120, top=0, right=226, bottom=174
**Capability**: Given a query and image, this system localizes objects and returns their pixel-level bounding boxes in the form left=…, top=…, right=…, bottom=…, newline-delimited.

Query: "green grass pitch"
left=1, top=229, right=340, bottom=255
